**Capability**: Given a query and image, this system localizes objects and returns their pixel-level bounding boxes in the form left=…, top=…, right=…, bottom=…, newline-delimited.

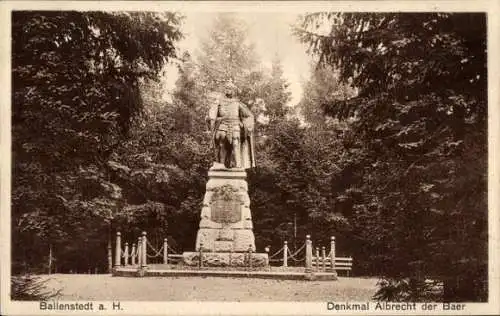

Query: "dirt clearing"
left=40, top=274, right=378, bottom=301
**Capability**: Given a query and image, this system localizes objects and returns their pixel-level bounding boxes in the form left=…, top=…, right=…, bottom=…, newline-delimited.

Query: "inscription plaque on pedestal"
left=210, top=185, right=242, bottom=224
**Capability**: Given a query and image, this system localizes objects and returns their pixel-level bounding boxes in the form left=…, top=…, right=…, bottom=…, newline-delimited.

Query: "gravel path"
left=41, top=274, right=378, bottom=301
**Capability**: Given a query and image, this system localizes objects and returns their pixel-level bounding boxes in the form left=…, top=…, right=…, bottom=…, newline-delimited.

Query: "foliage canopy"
left=12, top=11, right=183, bottom=273
left=295, top=12, right=487, bottom=301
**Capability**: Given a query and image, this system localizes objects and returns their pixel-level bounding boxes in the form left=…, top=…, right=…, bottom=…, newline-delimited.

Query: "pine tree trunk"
left=48, top=245, right=52, bottom=275
left=443, top=275, right=484, bottom=302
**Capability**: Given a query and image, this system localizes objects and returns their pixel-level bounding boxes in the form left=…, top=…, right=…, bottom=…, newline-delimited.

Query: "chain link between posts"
left=167, top=244, right=179, bottom=254
left=287, top=242, right=306, bottom=262
left=147, top=240, right=164, bottom=258
left=129, top=247, right=137, bottom=258
left=268, top=246, right=285, bottom=259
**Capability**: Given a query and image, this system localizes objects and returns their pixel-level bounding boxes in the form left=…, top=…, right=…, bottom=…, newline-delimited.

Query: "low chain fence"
left=112, top=232, right=353, bottom=275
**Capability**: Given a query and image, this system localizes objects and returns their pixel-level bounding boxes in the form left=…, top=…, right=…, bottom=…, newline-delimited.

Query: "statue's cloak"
left=240, top=106, right=256, bottom=169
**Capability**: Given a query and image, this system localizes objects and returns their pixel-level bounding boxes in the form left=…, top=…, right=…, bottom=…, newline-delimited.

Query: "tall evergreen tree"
left=299, top=63, right=356, bottom=127
left=197, top=13, right=265, bottom=109
left=295, top=12, right=487, bottom=301
left=12, top=11, right=183, bottom=273
left=260, top=55, right=293, bottom=122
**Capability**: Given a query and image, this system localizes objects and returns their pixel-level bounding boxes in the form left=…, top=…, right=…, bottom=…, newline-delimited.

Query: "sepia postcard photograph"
left=1, top=1, right=499, bottom=315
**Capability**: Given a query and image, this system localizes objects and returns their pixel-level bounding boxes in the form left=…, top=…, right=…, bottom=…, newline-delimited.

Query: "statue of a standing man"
left=207, top=80, right=256, bottom=169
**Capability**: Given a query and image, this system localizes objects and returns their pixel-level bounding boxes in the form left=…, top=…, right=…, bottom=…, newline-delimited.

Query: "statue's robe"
left=207, top=95, right=256, bottom=169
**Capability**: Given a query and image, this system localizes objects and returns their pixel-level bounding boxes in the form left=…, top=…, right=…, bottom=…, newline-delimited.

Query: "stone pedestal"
left=182, top=168, right=268, bottom=267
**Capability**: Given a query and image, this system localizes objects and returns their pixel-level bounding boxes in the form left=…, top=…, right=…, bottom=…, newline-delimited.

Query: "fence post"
left=248, top=244, right=253, bottom=269
left=198, top=242, right=204, bottom=268
left=322, top=246, right=326, bottom=271
left=107, top=238, right=113, bottom=273
left=330, top=236, right=336, bottom=273
left=305, top=235, right=312, bottom=272
left=347, top=257, right=351, bottom=277
left=283, top=241, right=288, bottom=267
left=141, top=231, right=147, bottom=268
left=124, top=242, right=129, bottom=266
left=137, top=237, right=142, bottom=267
left=163, top=238, right=168, bottom=264
left=265, top=246, right=270, bottom=271
left=315, top=247, right=320, bottom=271
left=114, top=232, right=121, bottom=268
left=131, top=243, right=136, bottom=265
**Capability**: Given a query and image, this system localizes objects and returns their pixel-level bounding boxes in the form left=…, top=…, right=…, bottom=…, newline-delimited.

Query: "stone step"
left=214, top=241, right=233, bottom=252
left=113, top=267, right=338, bottom=281
left=217, top=229, right=234, bottom=241
left=182, top=251, right=269, bottom=267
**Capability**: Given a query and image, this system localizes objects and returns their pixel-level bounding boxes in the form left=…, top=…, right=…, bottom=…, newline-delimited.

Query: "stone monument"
left=182, top=81, right=268, bottom=267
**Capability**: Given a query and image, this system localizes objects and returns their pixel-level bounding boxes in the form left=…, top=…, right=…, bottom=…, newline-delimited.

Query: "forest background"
left=11, top=11, right=487, bottom=302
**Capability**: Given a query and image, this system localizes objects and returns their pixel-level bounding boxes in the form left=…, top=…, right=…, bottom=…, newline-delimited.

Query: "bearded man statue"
left=207, top=80, right=256, bottom=169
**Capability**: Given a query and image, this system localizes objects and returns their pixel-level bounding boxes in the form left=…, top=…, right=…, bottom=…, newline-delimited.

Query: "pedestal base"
left=182, top=251, right=269, bottom=267
left=196, top=228, right=255, bottom=252
left=195, top=169, right=257, bottom=252
left=186, top=168, right=268, bottom=267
